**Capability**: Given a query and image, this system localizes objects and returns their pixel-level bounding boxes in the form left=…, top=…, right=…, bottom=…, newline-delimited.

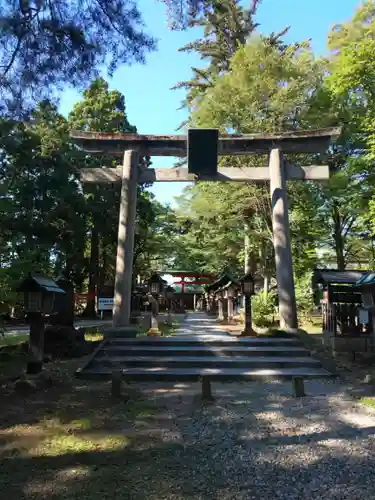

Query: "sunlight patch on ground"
left=35, top=433, right=129, bottom=456
left=339, top=410, right=375, bottom=428
left=1, top=417, right=130, bottom=458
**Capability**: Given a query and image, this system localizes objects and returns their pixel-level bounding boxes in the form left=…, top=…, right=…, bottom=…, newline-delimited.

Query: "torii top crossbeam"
left=72, top=126, right=341, bottom=334
left=70, top=127, right=341, bottom=156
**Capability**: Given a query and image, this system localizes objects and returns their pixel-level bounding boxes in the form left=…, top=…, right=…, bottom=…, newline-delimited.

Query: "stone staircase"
left=76, top=330, right=333, bottom=398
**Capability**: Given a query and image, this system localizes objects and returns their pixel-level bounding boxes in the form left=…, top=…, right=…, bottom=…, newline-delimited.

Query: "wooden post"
left=113, top=150, right=139, bottom=328
left=111, top=370, right=122, bottom=397
left=241, top=295, right=256, bottom=336
left=27, top=312, right=44, bottom=374
left=292, top=377, right=305, bottom=398
left=269, top=148, right=298, bottom=331
left=201, top=377, right=214, bottom=400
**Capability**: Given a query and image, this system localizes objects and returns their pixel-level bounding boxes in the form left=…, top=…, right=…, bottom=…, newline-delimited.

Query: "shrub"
left=252, top=291, right=276, bottom=327
left=294, top=273, right=314, bottom=322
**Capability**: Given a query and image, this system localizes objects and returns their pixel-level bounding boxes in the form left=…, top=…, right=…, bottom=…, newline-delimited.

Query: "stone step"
left=108, top=336, right=302, bottom=347
left=76, top=365, right=333, bottom=382
left=101, top=345, right=310, bottom=357
left=91, top=355, right=320, bottom=369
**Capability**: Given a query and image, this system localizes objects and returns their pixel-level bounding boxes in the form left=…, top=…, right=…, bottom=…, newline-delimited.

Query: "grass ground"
left=0, top=354, right=168, bottom=499
left=359, top=397, right=375, bottom=409
left=0, top=333, right=28, bottom=346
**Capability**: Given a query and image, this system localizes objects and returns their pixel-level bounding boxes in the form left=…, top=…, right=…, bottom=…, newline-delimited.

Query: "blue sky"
left=59, top=0, right=361, bottom=205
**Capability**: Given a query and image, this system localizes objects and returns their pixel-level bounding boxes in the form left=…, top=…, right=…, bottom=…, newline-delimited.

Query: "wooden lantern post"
left=16, top=274, right=65, bottom=374
left=240, top=272, right=256, bottom=337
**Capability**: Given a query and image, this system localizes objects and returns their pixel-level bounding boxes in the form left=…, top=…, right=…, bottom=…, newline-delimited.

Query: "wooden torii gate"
left=71, top=127, right=340, bottom=332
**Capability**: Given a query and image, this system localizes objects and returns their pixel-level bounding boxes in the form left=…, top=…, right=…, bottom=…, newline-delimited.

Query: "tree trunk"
left=98, top=239, right=107, bottom=292
left=244, top=222, right=252, bottom=274
left=82, top=223, right=99, bottom=317
left=336, top=243, right=345, bottom=270
left=332, top=205, right=346, bottom=270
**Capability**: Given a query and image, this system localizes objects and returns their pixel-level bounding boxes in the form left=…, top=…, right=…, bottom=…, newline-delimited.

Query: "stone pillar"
left=218, top=297, right=224, bottom=320
left=112, top=150, right=139, bottom=329
left=269, top=148, right=298, bottom=331
left=223, top=298, right=228, bottom=321
left=228, top=297, right=234, bottom=321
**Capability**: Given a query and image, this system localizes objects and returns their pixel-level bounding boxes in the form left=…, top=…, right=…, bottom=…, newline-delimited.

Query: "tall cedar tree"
left=172, top=0, right=262, bottom=121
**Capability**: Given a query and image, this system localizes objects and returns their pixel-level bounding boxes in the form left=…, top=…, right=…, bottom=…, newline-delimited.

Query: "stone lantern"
left=226, top=283, right=237, bottom=322
left=146, top=273, right=165, bottom=336
left=216, top=289, right=225, bottom=321
left=165, top=285, right=175, bottom=325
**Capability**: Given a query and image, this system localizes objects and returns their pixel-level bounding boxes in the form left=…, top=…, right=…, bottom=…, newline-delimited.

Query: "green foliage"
left=172, top=0, right=261, bottom=119
left=251, top=292, right=276, bottom=328
left=172, top=0, right=375, bottom=283
left=0, top=77, right=174, bottom=312
left=192, top=36, right=319, bottom=132
left=294, top=273, right=314, bottom=322
left=172, top=29, right=326, bottom=277
left=0, top=1, right=156, bottom=115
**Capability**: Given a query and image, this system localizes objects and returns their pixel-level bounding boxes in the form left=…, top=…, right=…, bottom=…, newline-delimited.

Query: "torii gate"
left=161, top=271, right=215, bottom=292
left=71, top=127, right=340, bottom=332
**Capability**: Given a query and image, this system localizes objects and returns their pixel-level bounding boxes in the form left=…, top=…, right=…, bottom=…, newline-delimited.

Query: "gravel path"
left=124, top=315, right=375, bottom=499
left=133, top=378, right=375, bottom=500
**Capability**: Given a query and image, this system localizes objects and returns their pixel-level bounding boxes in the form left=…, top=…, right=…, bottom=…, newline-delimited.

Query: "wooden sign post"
left=71, top=127, right=340, bottom=333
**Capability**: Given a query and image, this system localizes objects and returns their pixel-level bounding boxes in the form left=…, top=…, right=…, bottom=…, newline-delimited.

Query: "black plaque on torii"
left=187, top=128, right=218, bottom=177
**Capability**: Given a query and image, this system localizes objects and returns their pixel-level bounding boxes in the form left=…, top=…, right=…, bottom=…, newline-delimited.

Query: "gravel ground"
left=124, top=314, right=375, bottom=499
left=135, top=378, right=375, bottom=500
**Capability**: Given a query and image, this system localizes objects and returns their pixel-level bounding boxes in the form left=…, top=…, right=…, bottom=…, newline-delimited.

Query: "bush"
left=294, top=273, right=314, bottom=322
left=252, top=292, right=276, bottom=327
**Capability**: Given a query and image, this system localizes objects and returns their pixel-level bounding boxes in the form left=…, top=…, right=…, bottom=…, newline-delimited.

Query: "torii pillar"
left=270, top=148, right=298, bottom=331
left=111, top=149, right=139, bottom=334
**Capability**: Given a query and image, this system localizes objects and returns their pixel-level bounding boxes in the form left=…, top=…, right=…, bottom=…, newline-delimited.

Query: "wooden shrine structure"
left=71, top=127, right=341, bottom=333
left=313, top=268, right=373, bottom=356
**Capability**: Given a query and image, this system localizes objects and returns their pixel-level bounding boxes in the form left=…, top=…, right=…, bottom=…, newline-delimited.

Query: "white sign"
left=97, top=297, right=114, bottom=311
left=359, top=308, right=370, bottom=324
